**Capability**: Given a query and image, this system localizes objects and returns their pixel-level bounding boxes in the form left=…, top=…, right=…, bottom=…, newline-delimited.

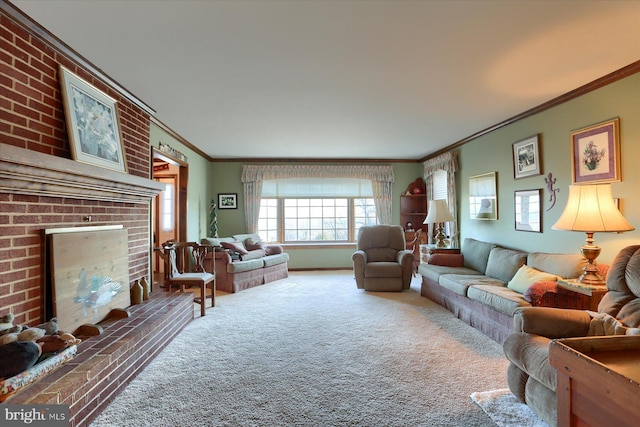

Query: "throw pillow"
left=507, top=264, right=558, bottom=294
left=220, top=241, right=248, bottom=255
left=245, top=238, right=266, bottom=251
left=264, top=244, right=283, bottom=256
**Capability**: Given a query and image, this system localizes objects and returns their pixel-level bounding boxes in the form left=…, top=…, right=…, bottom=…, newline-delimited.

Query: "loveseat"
left=201, top=234, right=289, bottom=293
left=503, top=245, right=640, bottom=426
left=418, top=238, right=587, bottom=343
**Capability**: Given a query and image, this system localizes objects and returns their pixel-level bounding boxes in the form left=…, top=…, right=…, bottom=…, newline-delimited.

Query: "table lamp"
left=552, top=184, right=634, bottom=285
left=424, top=199, right=455, bottom=248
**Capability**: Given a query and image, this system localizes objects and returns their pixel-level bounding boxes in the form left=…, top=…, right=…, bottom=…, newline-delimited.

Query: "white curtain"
left=241, top=165, right=395, bottom=233
left=423, top=152, right=459, bottom=247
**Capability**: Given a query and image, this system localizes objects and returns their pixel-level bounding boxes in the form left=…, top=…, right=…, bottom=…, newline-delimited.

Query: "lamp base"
left=577, top=244, right=605, bottom=286
left=433, top=224, right=449, bottom=248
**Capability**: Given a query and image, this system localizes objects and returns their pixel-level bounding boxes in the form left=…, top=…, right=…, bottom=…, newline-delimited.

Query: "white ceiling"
left=11, top=0, right=640, bottom=160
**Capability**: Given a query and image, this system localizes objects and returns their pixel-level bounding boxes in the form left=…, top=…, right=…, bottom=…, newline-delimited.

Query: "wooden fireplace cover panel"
left=49, top=228, right=131, bottom=333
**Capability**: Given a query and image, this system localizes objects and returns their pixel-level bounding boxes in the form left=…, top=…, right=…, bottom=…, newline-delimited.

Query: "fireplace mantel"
left=0, top=143, right=164, bottom=203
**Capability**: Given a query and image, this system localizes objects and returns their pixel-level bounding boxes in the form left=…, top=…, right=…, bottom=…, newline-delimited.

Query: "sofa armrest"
left=352, top=250, right=367, bottom=289
left=396, top=249, right=413, bottom=264
left=215, top=250, right=232, bottom=264
left=427, top=253, right=464, bottom=267
left=513, top=306, right=591, bottom=338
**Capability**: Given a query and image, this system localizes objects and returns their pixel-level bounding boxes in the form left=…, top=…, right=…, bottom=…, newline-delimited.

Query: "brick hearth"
left=5, top=291, right=194, bottom=427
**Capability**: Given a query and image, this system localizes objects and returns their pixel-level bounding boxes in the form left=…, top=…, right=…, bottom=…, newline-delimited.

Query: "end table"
left=556, top=279, right=607, bottom=311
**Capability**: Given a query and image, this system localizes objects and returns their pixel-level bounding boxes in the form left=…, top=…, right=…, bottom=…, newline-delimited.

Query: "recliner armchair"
left=503, top=245, right=640, bottom=426
left=352, top=225, right=414, bottom=291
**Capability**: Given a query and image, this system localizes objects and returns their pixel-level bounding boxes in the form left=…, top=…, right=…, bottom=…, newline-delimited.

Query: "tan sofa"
left=201, top=234, right=289, bottom=293
left=503, top=245, right=640, bottom=426
left=418, top=238, right=587, bottom=343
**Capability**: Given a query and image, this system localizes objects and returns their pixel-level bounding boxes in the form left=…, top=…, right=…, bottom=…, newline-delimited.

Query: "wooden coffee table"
left=549, top=335, right=640, bottom=427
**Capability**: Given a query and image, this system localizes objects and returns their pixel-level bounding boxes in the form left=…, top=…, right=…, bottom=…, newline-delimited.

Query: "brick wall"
left=1, top=6, right=154, bottom=326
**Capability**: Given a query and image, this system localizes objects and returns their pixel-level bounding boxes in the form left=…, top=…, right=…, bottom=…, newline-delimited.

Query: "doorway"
left=152, top=148, right=188, bottom=283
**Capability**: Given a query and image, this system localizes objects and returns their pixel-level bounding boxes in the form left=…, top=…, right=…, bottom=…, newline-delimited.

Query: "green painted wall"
left=151, top=72, right=639, bottom=268
left=209, top=162, right=423, bottom=268
left=457, top=72, right=640, bottom=265
left=150, top=123, right=214, bottom=242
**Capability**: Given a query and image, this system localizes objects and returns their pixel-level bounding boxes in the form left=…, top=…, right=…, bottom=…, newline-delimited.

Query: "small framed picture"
left=59, top=66, right=127, bottom=173
left=571, top=118, right=620, bottom=184
left=514, top=189, right=542, bottom=233
left=218, top=193, right=238, bottom=209
left=512, top=134, right=541, bottom=179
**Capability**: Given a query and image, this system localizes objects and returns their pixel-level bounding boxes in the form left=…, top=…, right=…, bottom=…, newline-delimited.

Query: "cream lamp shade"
left=424, top=199, right=455, bottom=248
left=552, top=184, right=634, bottom=285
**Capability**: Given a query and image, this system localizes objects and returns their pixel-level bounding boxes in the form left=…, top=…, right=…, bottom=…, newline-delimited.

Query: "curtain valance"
left=242, top=164, right=394, bottom=182
left=423, top=151, right=458, bottom=176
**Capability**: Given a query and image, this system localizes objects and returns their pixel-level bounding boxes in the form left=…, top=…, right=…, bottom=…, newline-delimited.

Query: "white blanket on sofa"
left=587, top=311, right=640, bottom=336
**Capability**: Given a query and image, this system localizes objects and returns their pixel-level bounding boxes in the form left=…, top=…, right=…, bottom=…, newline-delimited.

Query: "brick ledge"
left=3, top=291, right=194, bottom=427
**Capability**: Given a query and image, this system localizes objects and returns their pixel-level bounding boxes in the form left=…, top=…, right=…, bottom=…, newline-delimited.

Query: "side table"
left=549, top=335, right=640, bottom=427
left=556, top=279, right=607, bottom=311
left=419, top=244, right=460, bottom=264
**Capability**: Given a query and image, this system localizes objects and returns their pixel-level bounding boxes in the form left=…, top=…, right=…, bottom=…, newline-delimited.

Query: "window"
left=432, top=169, right=451, bottom=235
left=257, top=177, right=378, bottom=242
left=258, top=197, right=377, bottom=243
left=354, top=198, right=378, bottom=237
left=160, top=179, right=174, bottom=232
left=258, top=199, right=278, bottom=243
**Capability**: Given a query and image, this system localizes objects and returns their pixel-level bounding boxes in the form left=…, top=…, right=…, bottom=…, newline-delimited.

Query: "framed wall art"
left=469, top=172, right=497, bottom=220
left=570, top=118, right=620, bottom=184
left=59, top=66, right=127, bottom=173
left=218, top=193, right=238, bottom=209
left=512, top=134, right=541, bottom=179
left=514, top=189, right=542, bottom=232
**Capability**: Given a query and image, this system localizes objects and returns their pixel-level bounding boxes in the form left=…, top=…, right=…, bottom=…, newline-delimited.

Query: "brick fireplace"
left=1, top=3, right=194, bottom=425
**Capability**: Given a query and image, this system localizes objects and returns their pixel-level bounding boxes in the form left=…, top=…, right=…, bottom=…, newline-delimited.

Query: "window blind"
left=262, top=178, right=373, bottom=198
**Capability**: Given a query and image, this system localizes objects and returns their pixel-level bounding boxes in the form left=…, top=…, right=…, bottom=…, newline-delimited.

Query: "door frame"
left=151, top=148, right=188, bottom=277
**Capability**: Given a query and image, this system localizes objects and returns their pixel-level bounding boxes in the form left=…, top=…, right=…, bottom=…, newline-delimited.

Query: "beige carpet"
left=90, top=271, right=519, bottom=426
left=471, top=389, right=549, bottom=427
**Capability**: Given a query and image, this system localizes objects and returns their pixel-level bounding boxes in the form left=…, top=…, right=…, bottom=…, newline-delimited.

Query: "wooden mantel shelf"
left=0, top=143, right=164, bottom=203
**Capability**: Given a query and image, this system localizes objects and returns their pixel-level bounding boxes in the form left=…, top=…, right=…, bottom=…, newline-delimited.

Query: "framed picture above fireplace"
left=59, top=66, right=128, bottom=173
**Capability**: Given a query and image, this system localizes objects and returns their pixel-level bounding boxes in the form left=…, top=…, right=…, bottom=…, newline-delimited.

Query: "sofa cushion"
left=365, top=262, right=403, bottom=278
left=226, top=258, right=264, bottom=273
left=233, top=233, right=262, bottom=244
left=438, top=274, right=503, bottom=296
left=221, top=241, right=248, bottom=255
left=241, top=249, right=266, bottom=261
left=418, top=264, right=481, bottom=284
left=507, top=264, right=558, bottom=294
left=467, top=285, right=531, bottom=316
left=365, top=248, right=398, bottom=263
left=461, top=238, right=496, bottom=274
left=527, top=252, right=587, bottom=279
left=485, top=247, right=527, bottom=283
left=201, top=237, right=235, bottom=247
left=263, top=252, right=289, bottom=267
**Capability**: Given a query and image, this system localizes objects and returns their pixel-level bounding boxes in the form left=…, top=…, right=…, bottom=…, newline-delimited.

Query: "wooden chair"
left=162, top=241, right=215, bottom=316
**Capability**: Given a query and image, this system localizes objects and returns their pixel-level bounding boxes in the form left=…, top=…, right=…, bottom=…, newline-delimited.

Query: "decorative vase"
left=130, top=280, right=143, bottom=305
left=141, top=277, right=150, bottom=300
